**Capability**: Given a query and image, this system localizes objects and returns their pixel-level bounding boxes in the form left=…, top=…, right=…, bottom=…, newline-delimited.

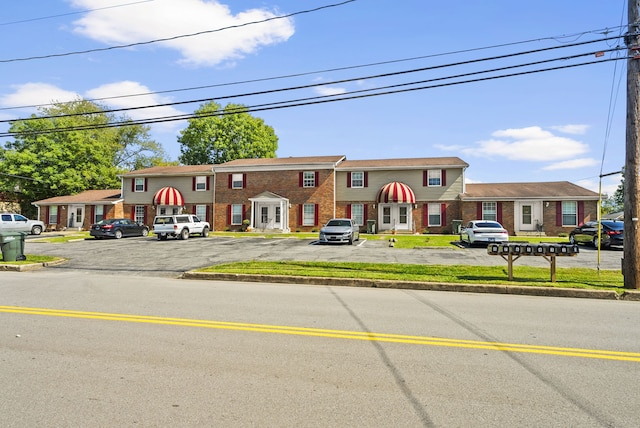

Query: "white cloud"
left=1, top=81, right=186, bottom=133
left=69, top=0, right=295, bottom=67
left=550, top=124, right=590, bottom=135
left=85, top=81, right=186, bottom=131
left=463, top=126, right=589, bottom=161
left=434, top=143, right=464, bottom=151
left=542, top=158, right=598, bottom=170
left=0, top=83, right=79, bottom=111
left=314, top=86, right=347, bottom=96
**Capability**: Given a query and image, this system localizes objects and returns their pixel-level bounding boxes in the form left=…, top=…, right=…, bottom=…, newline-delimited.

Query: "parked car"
left=0, top=212, right=45, bottom=235
left=569, top=220, right=624, bottom=249
left=90, top=218, right=149, bottom=239
left=152, top=214, right=209, bottom=240
left=460, top=220, right=509, bottom=246
left=318, top=218, right=360, bottom=245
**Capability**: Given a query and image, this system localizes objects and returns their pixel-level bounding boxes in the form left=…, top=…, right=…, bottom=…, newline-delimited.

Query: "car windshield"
left=326, top=220, right=350, bottom=227
left=475, top=222, right=502, bottom=229
left=97, top=219, right=116, bottom=225
left=602, top=221, right=624, bottom=231
left=154, top=217, right=174, bottom=224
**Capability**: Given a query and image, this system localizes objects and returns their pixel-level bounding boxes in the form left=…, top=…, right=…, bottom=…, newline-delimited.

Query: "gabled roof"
left=337, top=157, right=468, bottom=170
left=213, top=155, right=346, bottom=172
left=119, top=164, right=214, bottom=177
left=33, top=189, right=123, bottom=205
left=462, top=181, right=599, bottom=200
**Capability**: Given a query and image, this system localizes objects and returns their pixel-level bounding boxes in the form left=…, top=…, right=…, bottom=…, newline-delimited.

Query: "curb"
left=182, top=271, right=636, bottom=301
left=0, top=258, right=67, bottom=272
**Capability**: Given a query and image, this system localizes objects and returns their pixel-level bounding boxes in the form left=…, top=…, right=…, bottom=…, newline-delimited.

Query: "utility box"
left=367, top=220, right=376, bottom=234
left=452, top=220, right=462, bottom=234
left=0, top=232, right=27, bottom=262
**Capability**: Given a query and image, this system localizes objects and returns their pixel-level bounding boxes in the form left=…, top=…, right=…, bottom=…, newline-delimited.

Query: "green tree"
left=0, top=99, right=169, bottom=214
left=178, top=101, right=278, bottom=165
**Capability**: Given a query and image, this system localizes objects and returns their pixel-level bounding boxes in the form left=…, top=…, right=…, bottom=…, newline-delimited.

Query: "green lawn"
left=0, top=254, right=59, bottom=264
left=197, top=260, right=623, bottom=291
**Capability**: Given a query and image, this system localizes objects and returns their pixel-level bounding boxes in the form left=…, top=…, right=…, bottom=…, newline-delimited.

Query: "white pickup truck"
left=0, top=212, right=45, bottom=235
left=152, top=214, right=210, bottom=240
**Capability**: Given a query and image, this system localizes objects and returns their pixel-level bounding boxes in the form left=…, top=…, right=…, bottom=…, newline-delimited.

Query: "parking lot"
left=22, top=234, right=624, bottom=278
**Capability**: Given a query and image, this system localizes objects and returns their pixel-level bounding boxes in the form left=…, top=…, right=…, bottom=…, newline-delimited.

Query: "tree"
left=178, top=102, right=278, bottom=165
left=0, top=99, right=169, bottom=215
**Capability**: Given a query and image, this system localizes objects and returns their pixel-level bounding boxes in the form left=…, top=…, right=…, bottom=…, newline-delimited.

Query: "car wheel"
left=158, top=234, right=168, bottom=241
left=202, top=227, right=209, bottom=238
left=31, top=225, right=42, bottom=235
left=180, top=228, right=189, bottom=240
left=348, top=235, right=353, bottom=245
left=141, top=228, right=149, bottom=237
left=569, top=234, right=576, bottom=245
left=592, top=236, right=599, bottom=248
left=114, top=229, right=123, bottom=239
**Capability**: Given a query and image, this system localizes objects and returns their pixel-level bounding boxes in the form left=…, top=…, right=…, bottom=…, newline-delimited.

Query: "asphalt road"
left=1, top=271, right=639, bottom=427
left=23, top=234, right=624, bottom=277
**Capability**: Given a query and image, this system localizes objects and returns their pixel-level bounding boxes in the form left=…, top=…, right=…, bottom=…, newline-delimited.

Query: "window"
left=428, top=203, right=441, bottom=226
left=562, top=201, right=577, bottom=226
left=195, top=205, right=207, bottom=221
left=351, top=172, right=364, bottom=188
left=383, top=206, right=391, bottom=224
left=303, top=171, right=316, bottom=188
left=195, top=176, right=207, bottom=191
left=48, top=206, right=58, bottom=224
left=232, top=174, right=244, bottom=189
left=231, top=204, right=243, bottom=225
left=351, top=204, right=364, bottom=226
left=482, top=202, right=497, bottom=221
left=1, top=214, right=11, bottom=222
left=134, top=178, right=145, bottom=192
left=427, top=170, right=442, bottom=187
left=302, top=204, right=315, bottom=226
left=94, top=205, right=104, bottom=223
left=135, top=206, right=145, bottom=224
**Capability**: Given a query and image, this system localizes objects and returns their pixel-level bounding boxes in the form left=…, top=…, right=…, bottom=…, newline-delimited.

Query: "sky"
left=0, top=0, right=630, bottom=195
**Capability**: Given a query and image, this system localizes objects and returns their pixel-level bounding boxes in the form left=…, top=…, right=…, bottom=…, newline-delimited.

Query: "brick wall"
left=214, top=169, right=335, bottom=232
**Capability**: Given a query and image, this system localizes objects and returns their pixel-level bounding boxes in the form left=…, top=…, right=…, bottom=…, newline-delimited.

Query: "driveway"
left=22, top=235, right=624, bottom=277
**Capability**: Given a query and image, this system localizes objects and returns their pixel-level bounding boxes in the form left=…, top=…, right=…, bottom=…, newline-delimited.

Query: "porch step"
left=515, top=231, right=547, bottom=237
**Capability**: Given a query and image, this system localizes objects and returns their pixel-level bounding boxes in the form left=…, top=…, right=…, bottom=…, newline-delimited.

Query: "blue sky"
left=0, top=0, right=629, bottom=195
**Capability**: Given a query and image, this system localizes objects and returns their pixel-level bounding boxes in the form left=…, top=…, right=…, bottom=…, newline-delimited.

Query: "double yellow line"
left=2, top=305, right=639, bottom=363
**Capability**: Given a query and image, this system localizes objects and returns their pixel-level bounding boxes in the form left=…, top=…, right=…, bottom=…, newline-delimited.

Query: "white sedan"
left=460, top=220, right=509, bottom=246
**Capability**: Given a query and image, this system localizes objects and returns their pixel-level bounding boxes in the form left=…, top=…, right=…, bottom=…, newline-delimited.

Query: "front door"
left=69, top=205, right=84, bottom=229
left=379, top=204, right=412, bottom=231
left=256, top=203, right=281, bottom=230
left=515, top=201, right=543, bottom=232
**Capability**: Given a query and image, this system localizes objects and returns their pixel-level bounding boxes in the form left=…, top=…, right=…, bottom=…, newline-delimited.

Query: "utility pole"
left=625, top=0, right=640, bottom=288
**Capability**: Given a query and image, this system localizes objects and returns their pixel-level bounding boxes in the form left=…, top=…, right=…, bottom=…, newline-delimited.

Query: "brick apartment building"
left=113, top=155, right=599, bottom=236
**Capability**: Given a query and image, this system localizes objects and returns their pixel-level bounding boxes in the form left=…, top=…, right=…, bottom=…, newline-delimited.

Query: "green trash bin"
left=0, top=232, right=27, bottom=262
left=367, top=219, right=376, bottom=234
left=452, top=220, right=463, bottom=234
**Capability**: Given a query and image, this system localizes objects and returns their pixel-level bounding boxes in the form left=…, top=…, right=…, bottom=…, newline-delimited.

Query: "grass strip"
left=198, top=261, right=623, bottom=291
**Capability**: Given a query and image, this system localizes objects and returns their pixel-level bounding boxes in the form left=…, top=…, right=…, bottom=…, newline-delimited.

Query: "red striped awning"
left=377, top=182, right=416, bottom=203
left=153, top=187, right=184, bottom=206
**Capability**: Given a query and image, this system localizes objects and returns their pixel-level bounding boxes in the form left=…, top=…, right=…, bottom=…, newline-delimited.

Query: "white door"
left=379, top=204, right=412, bottom=231
left=69, top=205, right=84, bottom=228
left=515, top=201, right=543, bottom=232
left=256, top=203, right=281, bottom=230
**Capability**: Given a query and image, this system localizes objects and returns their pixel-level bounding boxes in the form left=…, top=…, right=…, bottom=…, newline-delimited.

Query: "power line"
left=0, top=55, right=625, bottom=138
left=0, top=0, right=155, bottom=26
left=0, top=0, right=357, bottom=64
left=0, top=26, right=626, bottom=112
left=0, top=35, right=623, bottom=125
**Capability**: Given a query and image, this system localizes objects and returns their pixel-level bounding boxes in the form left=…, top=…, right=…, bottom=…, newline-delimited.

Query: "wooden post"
left=626, top=0, right=640, bottom=289
left=550, top=255, right=556, bottom=283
